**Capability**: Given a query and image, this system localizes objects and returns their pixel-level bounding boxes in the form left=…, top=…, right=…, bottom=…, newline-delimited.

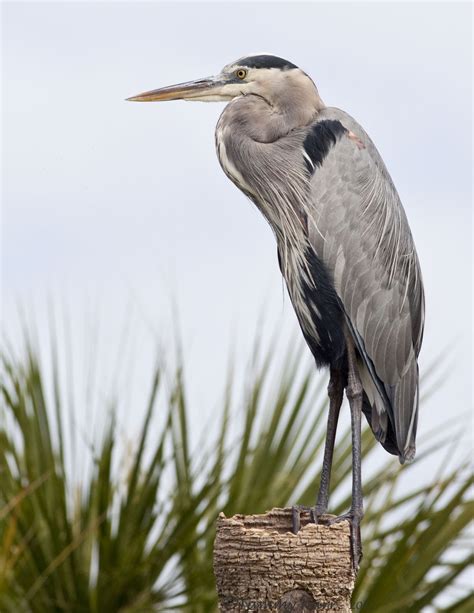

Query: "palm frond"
left=0, top=329, right=471, bottom=611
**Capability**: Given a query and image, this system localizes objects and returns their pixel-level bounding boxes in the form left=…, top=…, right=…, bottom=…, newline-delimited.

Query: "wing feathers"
left=306, top=107, right=424, bottom=461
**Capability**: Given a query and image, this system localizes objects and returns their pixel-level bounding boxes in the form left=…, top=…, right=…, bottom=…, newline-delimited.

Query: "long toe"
left=329, top=511, right=363, bottom=572
left=291, top=505, right=321, bottom=533
left=350, top=515, right=362, bottom=571
left=291, top=505, right=301, bottom=534
left=312, top=503, right=329, bottom=525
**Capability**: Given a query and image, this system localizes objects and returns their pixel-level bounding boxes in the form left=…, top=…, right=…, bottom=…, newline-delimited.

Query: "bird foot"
left=329, top=510, right=363, bottom=572
left=291, top=505, right=329, bottom=534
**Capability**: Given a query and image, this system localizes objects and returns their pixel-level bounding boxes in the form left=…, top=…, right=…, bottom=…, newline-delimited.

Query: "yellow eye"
left=236, top=69, right=247, bottom=80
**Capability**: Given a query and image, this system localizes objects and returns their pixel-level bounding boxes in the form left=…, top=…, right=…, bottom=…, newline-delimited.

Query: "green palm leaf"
left=0, top=329, right=471, bottom=611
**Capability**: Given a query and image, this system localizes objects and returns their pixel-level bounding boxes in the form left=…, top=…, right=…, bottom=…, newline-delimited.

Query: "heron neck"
left=215, top=96, right=312, bottom=246
left=219, top=88, right=322, bottom=144
left=268, top=73, right=325, bottom=135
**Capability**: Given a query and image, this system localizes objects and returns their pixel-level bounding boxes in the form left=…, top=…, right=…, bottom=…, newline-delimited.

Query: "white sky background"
left=2, top=2, right=472, bottom=482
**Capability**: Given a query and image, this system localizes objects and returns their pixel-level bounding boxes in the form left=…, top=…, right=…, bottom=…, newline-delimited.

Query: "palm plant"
left=0, top=328, right=472, bottom=612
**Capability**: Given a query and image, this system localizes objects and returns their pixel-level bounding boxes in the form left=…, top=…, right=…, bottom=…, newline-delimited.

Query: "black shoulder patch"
left=239, top=55, right=298, bottom=70
left=278, top=244, right=346, bottom=369
left=303, top=120, right=347, bottom=173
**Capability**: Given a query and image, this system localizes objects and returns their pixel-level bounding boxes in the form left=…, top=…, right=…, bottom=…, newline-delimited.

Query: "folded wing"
left=305, top=109, right=425, bottom=462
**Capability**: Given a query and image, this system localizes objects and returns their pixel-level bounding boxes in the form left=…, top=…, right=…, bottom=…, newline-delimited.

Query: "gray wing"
left=306, top=108, right=425, bottom=462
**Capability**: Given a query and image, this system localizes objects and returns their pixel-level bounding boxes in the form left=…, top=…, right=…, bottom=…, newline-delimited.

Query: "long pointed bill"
left=126, top=76, right=227, bottom=102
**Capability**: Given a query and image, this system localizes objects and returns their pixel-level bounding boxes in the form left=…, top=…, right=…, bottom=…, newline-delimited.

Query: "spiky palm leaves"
left=0, top=336, right=471, bottom=611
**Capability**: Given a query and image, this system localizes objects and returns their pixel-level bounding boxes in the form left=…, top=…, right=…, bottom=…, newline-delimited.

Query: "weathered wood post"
left=213, top=508, right=355, bottom=612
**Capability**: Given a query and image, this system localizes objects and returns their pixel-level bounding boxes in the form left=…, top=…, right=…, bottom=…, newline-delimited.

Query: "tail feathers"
left=361, top=359, right=419, bottom=464
left=391, top=360, right=419, bottom=463
left=362, top=395, right=399, bottom=457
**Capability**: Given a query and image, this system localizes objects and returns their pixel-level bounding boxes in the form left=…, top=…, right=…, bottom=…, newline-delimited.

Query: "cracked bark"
left=213, top=508, right=355, bottom=612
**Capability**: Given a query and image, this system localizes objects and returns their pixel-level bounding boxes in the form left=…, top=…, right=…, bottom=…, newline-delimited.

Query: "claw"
left=291, top=505, right=301, bottom=534
left=291, top=505, right=325, bottom=534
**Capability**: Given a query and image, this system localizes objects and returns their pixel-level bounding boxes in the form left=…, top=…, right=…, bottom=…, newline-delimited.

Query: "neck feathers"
left=273, top=69, right=325, bottom=131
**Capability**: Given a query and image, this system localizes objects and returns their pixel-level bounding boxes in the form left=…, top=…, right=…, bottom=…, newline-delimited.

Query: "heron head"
left=127, top=54, right=321, bottom=109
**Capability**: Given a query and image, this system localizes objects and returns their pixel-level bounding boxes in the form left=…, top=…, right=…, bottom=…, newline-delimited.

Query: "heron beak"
left=126, top=76, right=227, bottom=102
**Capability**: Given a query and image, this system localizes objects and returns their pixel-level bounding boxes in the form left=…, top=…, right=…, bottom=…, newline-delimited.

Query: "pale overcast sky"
left=3, top=2, right=472, bottom=475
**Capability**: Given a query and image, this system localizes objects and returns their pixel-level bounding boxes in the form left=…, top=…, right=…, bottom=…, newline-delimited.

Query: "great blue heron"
left=128, top=54, right=425, bottom=568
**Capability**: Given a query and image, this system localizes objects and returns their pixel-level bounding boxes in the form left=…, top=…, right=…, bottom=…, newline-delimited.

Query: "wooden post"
left=213, top=508, right=355, bottom=612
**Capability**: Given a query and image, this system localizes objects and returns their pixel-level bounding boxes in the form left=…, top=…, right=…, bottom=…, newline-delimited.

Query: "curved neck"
left=266, top=70, right=325, bottom=135
left=219, top=74, right=324, bottom=144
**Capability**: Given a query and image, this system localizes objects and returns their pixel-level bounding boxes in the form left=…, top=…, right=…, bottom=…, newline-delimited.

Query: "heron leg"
left=330, top=335, right=364, bottom=571
left=314, top=367, right=344, bottom=519
left=291, top=368, right=343, bottom=534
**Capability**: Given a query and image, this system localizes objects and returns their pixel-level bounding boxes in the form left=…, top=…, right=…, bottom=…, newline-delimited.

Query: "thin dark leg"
left=291, top=368, right=343, bottom=534
left=330, top=333, right=364, bottom=571
left=313, top=367, right=344, bottom=519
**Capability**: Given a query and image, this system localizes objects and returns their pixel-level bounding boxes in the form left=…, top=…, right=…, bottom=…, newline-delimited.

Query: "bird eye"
left=236, top=69, right=247, bottom=80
